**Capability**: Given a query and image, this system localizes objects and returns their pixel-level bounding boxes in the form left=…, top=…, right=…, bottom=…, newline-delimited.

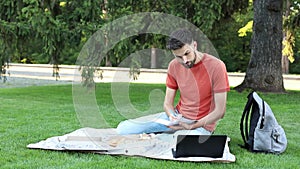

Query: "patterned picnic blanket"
left=27, top=127, right=236, bottom=163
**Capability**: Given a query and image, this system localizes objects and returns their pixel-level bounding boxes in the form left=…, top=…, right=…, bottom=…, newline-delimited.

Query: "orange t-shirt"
left=166, top=53, right=230, bottom=131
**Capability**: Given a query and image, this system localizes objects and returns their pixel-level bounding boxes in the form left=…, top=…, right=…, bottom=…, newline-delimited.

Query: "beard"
left=181, top=51, right=197, bottom=68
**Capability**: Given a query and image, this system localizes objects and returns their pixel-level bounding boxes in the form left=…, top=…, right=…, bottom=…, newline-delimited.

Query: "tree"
left=282, top=0, right=300, bottom=73
left=0, top=0, right=106, bottom=81
left=0, top=1, right=24, bottom=82
left=0, top=0, right=251, bottom=84
left=235, top=0, right=285, bottom=93
left=102, top=0, right=249, bottom=68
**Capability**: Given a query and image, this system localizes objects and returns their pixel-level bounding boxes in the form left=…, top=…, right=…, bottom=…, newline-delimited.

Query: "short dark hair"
left=166, top=29, right=193, bottom=50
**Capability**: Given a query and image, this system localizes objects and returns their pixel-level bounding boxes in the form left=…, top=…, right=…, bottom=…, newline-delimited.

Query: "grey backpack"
left=240, top=91, right=287, bottom=154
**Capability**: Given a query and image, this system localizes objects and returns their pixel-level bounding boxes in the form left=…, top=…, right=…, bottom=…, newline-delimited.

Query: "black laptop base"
left=172, top=135, right=227, bottom=158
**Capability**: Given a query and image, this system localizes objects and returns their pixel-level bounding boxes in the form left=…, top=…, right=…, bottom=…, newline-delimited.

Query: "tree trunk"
left=104, top=31, right=112, bottom=67
left=281, top=0, right=291, bottom=74
left=235, top=0, right=285, bottom=93
left=150, top=47, right=157, bottom=69
left=281, top=52, right=289, bottom=74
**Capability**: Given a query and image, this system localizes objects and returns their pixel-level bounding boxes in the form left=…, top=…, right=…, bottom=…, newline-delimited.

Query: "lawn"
left=0, top=83, right=299, bottom=169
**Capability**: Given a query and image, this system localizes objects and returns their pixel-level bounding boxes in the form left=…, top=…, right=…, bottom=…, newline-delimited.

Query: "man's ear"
left=193, top=41, right=197, bottom=50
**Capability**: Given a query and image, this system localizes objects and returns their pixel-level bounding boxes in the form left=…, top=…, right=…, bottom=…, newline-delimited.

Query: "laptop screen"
left=173, top=135, right=227, bottom=158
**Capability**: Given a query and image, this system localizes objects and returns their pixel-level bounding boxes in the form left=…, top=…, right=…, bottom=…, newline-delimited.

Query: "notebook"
left=172, top=135, right=227, bottom=158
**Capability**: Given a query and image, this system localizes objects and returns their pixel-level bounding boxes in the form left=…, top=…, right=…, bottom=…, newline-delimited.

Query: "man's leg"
left=116, top=112, right=172, bottom=135
left=173, top=127, right=212, bottom=136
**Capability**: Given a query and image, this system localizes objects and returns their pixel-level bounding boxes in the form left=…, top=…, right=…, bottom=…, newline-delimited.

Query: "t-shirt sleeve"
left=212, top=61, right=230, bottom=93
left=166, top=73, right=178, bottom=90
left=166, top=61, right=178, bottom=90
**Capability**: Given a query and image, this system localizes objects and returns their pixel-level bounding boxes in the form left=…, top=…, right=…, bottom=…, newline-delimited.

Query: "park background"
left=1, top=0, right=300, bottom=77
left=1, top=1, right=300, bottom=169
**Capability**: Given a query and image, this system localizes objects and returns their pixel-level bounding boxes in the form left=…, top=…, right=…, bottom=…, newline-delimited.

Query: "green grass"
left=0, top=83, right=299, bottom=169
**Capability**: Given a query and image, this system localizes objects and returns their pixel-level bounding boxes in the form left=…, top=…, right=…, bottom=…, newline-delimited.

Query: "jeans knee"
left=116, top=121, right=128, bottom=135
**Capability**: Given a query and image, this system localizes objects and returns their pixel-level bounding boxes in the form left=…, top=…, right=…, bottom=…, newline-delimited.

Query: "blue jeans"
left=116, top=112, right=212, bottom=135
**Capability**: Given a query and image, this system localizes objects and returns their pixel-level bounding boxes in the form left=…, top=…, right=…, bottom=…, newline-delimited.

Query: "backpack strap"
left=259, top=99, right=265, bottom=129
left=240, top=91, right=254, bottom=148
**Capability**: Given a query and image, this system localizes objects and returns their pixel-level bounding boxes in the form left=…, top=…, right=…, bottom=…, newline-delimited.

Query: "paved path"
left=1, top=63, right=299, bottom=91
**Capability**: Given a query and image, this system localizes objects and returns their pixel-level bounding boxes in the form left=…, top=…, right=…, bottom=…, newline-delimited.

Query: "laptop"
left=172, top=135, right=227, bottom=158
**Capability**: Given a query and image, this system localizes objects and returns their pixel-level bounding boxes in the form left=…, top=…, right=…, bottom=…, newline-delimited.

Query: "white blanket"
left=27, top=128, right=236, bottom=163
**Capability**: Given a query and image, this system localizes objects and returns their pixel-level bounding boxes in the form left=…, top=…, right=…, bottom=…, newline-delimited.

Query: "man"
left=117, top=29, right=230, bottom=135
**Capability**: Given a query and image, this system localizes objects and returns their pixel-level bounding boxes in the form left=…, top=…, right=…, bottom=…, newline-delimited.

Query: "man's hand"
left=168, top=114, right=178, bottom=121
left=168, top=122, right=195, bottom=130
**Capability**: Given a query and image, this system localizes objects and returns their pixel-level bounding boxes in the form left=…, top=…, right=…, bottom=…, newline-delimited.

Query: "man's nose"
left=182, top=55, right=188, bottom=63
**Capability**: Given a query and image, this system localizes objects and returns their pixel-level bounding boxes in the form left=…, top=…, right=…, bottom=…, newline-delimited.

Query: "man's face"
left=172, top=43, right=197, bottom=69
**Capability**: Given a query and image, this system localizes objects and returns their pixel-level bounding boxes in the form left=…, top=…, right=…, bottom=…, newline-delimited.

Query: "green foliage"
left=211, top=0, right=253, bottom=72
left=0, top=0, right=107, bottom=81
left=290, top=29, right=300, bottom=73
left=93, top=0, right=251, bottom=81
left=1, top=0, right=300, bottom=76
left=282, top=0, right=300, bottom=64
left=0, top=0, right=105, bottom=63
left=209, top=16, right=251, bottom=72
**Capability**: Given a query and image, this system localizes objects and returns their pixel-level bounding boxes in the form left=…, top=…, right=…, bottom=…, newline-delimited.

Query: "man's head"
left=166, top=29, right=193, bottom=50
left=166, top=29, right=198, bottom=68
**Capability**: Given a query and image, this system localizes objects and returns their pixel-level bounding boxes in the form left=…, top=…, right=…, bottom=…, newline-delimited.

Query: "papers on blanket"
left=154, top=117, right=197, bottom=126
left=154, top=118, right=180, bottom=126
